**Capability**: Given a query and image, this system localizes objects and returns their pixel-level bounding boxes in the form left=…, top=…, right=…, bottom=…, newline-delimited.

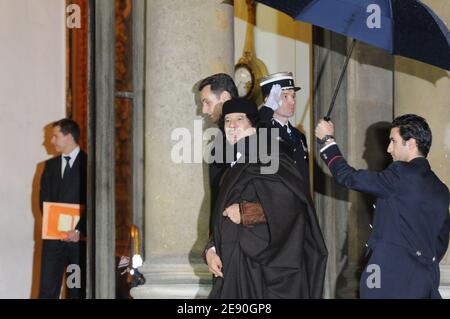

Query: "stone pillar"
left=344, top=41, right=393, bottom=298
left=393, top=0, right=450, bottom=298
left=131, top=0, right=234, bottom=299
left=313, top=31, right=394, bottom=299
left=89, top=0, right=116, bottom=299
left=313, top=30, right=350, bottom=299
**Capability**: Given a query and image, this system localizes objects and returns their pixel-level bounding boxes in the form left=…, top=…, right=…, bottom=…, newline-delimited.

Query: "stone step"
left=131, top=283, right=211, bottom=299
left=129, top=260, right=212, bottom=299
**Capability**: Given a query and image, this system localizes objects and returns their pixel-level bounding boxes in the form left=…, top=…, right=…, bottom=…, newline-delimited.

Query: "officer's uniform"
left=258, top=72, right=311, bottom=193
left=320, top=142, right=450, bottom=299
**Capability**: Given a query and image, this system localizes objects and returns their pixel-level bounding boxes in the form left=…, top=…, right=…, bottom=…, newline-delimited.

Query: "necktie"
left=284, top=125, right=299, bottom=145
left=63, top=156, right=71, bottom=179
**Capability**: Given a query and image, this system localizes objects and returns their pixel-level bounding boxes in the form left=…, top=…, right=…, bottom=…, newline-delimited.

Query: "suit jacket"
left=321, top=143, right=450, bottom=298
left=207, top=135, right=229, bottom=234
left=208, top=162, right=228, bottom=235
left=40, top=150, right=87, bottom=235
left=259, top=106, right=310, bottom=193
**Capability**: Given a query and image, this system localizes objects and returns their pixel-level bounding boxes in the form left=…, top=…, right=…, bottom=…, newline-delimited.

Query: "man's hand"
left=223, top=204, right=241, bottom=224
left=315, top=119, right=335, bottom=140
left=63, top=230, right=80, bottom=243
left=265, top=84, right=282, bottom=111
left=206, top=249, right=223, bottom=278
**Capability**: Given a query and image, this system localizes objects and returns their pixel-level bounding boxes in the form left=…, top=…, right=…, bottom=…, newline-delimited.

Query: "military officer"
left=258, top=72, right=310, bottom=193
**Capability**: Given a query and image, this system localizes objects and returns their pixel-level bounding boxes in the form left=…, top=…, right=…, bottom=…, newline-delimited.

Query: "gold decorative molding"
left=235, top=0, right=268, bottom=104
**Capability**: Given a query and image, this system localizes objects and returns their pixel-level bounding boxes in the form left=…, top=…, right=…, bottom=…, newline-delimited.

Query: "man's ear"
left=67, top=133, right=76, bottom=144
left=407, top=138, right=418, bottom=151
left=219, top=91, right=231, bottom=102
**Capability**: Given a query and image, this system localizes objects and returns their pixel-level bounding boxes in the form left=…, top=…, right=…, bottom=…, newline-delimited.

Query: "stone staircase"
left=130, top=258, right=212, bottom=299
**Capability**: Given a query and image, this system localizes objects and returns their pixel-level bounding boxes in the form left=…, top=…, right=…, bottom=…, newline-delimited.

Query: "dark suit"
left=208, top=141, right=228, bottom=233
left=39, top=150, right=87, bottom=299
left=259, top=106, right=310, bottom=193
left=320, top=143, right=450, bottom=298
left=206, top=133, right=229, bottom=234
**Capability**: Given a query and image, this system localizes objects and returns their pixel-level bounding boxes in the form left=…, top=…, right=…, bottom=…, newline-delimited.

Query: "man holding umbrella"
left=316, top=114, right=450, bottom=298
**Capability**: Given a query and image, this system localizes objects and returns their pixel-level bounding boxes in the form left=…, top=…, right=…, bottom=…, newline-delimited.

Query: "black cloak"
left=209, top=136, right=328, bottom=299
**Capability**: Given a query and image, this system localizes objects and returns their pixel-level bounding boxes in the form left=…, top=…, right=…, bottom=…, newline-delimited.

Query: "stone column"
left=394, top=0, right=450, bottom=298
left=131, top=0, right=234, bottom=299
left=313, top=30, right=350, bottom=299
left=344, top=41, right=393, bottom=298
left=89, top=0, right=116, bottom=299
left=313, top=31, right=394, bottom=299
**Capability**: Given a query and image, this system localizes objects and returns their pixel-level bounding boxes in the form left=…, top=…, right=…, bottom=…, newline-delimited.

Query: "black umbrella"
left=256, top=0, right=450, bottom=118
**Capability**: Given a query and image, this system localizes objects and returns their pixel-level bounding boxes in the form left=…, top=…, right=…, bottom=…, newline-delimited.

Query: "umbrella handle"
left=324, top=39, right=357, bottom=120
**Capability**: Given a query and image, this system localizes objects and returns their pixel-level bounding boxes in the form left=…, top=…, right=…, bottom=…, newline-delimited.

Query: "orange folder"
left=42, top=202, right=82, bottom=240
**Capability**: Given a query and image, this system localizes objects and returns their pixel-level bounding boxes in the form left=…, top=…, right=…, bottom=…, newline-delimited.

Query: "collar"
left=273, top=118, right=292, bottom=133
left=409, top=156, right=429, bottom=168
left=62, top=146, right=80, bottom=163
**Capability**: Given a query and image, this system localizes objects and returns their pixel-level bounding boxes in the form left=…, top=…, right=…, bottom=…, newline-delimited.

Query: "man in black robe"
left=206, top=98, right=327, bottom=299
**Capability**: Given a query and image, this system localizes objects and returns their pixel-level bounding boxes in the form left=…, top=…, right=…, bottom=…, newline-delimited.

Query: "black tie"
left=284, top=125, right=299, bottom=145
left=63, top=156, right=71, bottom=180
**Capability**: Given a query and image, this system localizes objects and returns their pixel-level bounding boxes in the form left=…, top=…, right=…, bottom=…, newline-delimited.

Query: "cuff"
left=319, top=143, right=343, bottom=168
left=320, top=141, right=337, bottom=153
left=202, top=234, right=216, bottom=264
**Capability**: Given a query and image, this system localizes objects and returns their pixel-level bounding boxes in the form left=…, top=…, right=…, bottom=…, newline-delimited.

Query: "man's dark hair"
left=198, top=73, right=238, bottom=99
left=392, top=114, right=432, bottom=157
left=53, top=118, right=81, bottom=144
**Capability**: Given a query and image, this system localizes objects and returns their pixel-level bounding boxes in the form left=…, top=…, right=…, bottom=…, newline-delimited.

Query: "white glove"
left=265, top=84, right=282, bottom=111
left=132, top=254, right=143, bottom=269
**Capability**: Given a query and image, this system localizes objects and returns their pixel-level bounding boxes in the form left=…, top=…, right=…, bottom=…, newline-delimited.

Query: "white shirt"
left=273, top=118, right=292, bottom=134
left=61, top=146, right=80, bottom=178
left=230, top=152, right=242, bottom=168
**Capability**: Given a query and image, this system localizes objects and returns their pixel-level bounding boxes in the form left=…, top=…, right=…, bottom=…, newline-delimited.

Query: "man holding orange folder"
left=39, top=119, right=87, bottom=299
